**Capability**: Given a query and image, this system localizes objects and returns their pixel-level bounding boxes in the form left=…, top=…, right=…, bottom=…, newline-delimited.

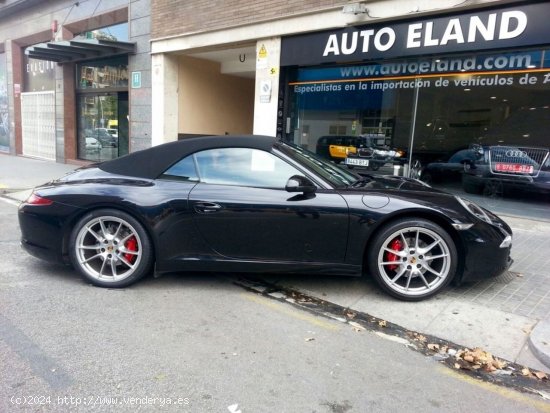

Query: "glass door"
left=77, top=93, right=128, bottom=161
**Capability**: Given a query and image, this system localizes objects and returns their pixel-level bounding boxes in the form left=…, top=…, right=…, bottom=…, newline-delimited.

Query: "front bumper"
left=458, top=220, right=513, bottom=283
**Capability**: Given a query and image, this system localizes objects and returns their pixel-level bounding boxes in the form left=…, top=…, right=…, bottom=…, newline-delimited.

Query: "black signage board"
left=23, top=56, right=55, bottom=92
left=281, top=2, right=550, bottom=66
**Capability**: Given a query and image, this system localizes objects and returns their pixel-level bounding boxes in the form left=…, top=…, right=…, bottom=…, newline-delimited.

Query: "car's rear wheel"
left=367, top=218, right=457, bottom=301
left=69, top=209, right=153, bottom=288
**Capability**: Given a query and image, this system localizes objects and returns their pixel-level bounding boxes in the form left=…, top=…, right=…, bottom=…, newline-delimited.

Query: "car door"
left=188, top=147, right=350, bottom=263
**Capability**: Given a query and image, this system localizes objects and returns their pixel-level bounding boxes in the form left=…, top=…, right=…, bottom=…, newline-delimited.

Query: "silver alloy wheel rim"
left=74, top=216, right=142, bottom=282
left=377, top=226, right=451, bottom=297
left=410, top=160, right=422, bottom=179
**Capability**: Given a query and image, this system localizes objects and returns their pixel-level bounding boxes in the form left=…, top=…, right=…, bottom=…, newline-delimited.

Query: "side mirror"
left=285, top=175, right=316, bottom=194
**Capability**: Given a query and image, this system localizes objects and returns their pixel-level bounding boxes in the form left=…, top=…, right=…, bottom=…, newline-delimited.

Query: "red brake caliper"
left=385, top=239, right=403, bottom=271
left=124, top=237, right=138, bottom=263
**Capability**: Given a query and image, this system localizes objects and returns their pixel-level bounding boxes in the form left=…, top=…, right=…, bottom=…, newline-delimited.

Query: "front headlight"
left=456, top=196, right=491, bottom=223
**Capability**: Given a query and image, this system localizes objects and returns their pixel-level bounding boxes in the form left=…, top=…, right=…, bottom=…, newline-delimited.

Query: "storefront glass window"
left=75, top=36, right=129, bottom=161
left=77, top=92, right=128, bottom=162
left=288, top=62, right=417, bottom=175
left=286, top=48, right=550, bottom=219
left=413, top=66, right=550, bottom=218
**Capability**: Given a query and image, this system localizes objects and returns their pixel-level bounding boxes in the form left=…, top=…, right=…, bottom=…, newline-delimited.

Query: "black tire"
left=483, top=179, right=503, bottom=198
left=367, top=218, right=457, bottom=301
left=68, top=209, right=154, bottom=288
left=420, top=171, right=433, bottom=185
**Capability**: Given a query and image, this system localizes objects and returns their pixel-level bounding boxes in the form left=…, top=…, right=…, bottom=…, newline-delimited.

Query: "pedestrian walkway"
left=1, top=153, right=550, bottom=374
left=0, top=153, right=76, bottom=193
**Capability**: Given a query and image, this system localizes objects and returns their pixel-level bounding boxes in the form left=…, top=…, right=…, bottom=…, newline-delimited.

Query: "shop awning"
left=25, top=39, right=136, bottom=63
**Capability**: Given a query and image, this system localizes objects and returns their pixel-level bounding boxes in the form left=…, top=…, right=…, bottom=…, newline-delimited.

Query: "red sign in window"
left=495, top=163, right=534, bottom=174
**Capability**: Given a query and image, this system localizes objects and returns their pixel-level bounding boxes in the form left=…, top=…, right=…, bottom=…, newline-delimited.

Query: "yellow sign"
left=269, top=67, right=278, bottom=75
left=258, top=44, right=268, bottom=59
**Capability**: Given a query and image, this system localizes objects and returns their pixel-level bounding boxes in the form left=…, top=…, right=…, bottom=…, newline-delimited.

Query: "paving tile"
left=425, top=302, right=535, bottom=362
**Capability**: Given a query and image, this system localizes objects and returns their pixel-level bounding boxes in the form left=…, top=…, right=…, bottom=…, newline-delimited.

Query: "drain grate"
left=493, top=270, right=518, bottom=284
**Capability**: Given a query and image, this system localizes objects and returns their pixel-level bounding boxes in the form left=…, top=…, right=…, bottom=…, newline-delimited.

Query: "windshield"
left=276, top=141, right=358, bottom=187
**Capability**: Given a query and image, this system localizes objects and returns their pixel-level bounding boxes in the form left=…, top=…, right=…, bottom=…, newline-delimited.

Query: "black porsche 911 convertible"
left=18, top=135, right=513, bottom=300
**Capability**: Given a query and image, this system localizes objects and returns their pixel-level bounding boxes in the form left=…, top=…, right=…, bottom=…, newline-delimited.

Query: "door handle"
left=194, top=201, right=223, bottom=213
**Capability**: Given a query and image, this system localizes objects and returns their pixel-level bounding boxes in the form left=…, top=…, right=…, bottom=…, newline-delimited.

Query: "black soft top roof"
left=99, top=135, right=278, bottom=179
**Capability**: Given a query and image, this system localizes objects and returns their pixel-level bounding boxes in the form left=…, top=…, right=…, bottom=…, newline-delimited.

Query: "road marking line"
left=236, top=277, right=550, bottom=399
left=0, top=314, right=73, bottom=389
left=438, top=364, right=550, bottom=412
left=241, top=293, right=339, bottom=331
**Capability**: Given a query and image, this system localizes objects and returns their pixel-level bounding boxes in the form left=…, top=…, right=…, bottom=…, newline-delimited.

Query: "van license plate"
left=345, top=158, right=369, bottom=166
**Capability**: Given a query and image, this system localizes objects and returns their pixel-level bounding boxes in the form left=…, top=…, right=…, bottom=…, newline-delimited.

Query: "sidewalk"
left=2, top=153, right=550, bottom=373
left=0, top=153, right=76, bottom=197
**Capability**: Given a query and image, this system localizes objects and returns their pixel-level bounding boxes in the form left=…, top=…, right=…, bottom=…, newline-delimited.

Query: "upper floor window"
left=77, top=56, right=128, bottom=90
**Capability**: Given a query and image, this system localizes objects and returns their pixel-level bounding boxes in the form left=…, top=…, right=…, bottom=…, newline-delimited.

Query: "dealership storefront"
left=279, top=2, right=550, bottom=219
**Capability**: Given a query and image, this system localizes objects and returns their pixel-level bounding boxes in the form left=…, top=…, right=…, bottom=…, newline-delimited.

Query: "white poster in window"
left=259, top=80, right=272, bottom=103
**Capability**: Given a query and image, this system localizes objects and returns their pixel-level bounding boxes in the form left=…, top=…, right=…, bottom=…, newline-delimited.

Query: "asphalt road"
left=0, top=199, right=548, bottom=412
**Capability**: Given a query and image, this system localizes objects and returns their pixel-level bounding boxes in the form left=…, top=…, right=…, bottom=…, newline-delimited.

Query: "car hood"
left=346, top=174, right=442, bottom=193
left=340, top=174, right=466, bottom=214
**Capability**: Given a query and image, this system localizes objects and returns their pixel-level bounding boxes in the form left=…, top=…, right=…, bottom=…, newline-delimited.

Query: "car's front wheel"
left=420, top=171, right=433, bottom=185
left=69, top=209, right=153, bottom=288
left=367, top=218, right=457, bottom=301
left=409, top=159, right=423, bottom=179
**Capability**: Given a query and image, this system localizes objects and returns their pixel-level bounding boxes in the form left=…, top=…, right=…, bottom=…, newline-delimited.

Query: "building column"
left=6, top=40, right=22, bottom=155
left=151, top=53, right=178, bottom=145
left=253, top=37, right=280, bottom=137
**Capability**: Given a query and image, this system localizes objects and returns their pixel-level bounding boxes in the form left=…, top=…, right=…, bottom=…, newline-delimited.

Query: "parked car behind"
left=345, top=134, right=404, bottom=171
left=316, top=134, right=404, bottom=170
left=420, top=147, right=483, bottom=184
left=462, top=145, right=550, bottom=197
left=105, top=128, right=118, bottom=138
left=84, top=137, right=102, bottom=152
left=87, top=128, right=118, bottom=148
left=316, top=135, right=360, bottom=163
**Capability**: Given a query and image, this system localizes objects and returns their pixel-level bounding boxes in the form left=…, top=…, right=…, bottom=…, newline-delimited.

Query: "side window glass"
left=160, top=156, right=199, bottom=182
left=195, top=148, right=301, bottom=188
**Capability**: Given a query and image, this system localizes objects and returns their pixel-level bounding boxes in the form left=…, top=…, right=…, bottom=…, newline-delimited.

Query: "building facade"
left=150, top=0, right=549, bottom=221
left=0, top=0, right=151, bottom=164
left=1, top=1, right=548, bottom=220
